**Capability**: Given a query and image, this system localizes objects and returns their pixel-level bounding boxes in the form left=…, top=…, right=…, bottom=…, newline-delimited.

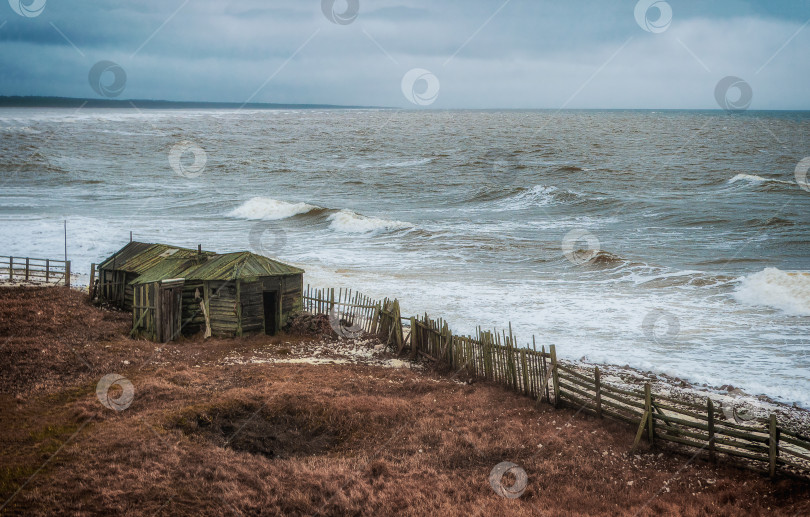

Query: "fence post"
left=371, top=302, right=380, bottom=335
left=409, top=316, right=417, bottom=360
left=550, top=345, right=560, bottom=408
left=45, top=259, right=49, bottom=282
left=65, top=260, right=71, bottom=288
left=769, top=414, right=778, bottom=479
left=707, top=399, right=716, bottom=463
left=89, top=263, right=96, bottom=299
left=25, top=258, right=29, bottom=282
left=8, top=256, right=12, bottom=282
left=329, top=288, right=335, bottom=313
left=541, top=345, right=549, bottom=402
left=521, top=349, right=529, bottom=395
left=595, top=366, right=602, bottom=418
left=645, top=383, right=654, bottom=446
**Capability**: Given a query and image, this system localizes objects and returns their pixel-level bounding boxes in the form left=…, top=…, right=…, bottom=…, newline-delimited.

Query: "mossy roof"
left=99, top=242, right=214, bottom=274
left=184, top=252, right=304, bottom=281
left=104, top=243, right=304, bottom=285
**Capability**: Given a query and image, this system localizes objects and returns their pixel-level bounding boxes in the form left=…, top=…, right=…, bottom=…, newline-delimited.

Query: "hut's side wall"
left=97, top=268, right=135, bottom=311
left=280, top=273, right=303, bottom=328
left=239, top=280, right=264, bottom=335
left=181, top=281, right=205, bottom=335
left=98, top=268, right=116, bottom=305
left=207, top=281, right=238, bottom=337
left=123, top=273, right=138, bottom=312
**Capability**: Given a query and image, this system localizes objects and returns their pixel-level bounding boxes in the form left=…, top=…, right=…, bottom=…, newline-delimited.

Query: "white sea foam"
left=383, top=157, right=433, bottom=168
left=509, top=185, right=558, bottom=208
left=328, top=209, right=413, bottom=234
left=357, top=157, right=434, bottom=169
left=734, top=268, right=810, bottom=316
left=227, top=197, right=318, bottom=220
left=728, top=174, right=793, bottom=186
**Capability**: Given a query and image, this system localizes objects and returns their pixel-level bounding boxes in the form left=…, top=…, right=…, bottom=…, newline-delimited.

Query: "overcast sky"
left=1, top=0, right=809, bottom=109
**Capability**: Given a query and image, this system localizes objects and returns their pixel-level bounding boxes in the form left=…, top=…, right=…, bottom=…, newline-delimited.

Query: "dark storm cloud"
left=0, top=0, right=809, bottom=108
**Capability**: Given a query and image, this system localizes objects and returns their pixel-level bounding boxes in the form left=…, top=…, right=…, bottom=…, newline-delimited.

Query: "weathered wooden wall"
left=280, top=274, right=303, bottom=329
left=206, top=280, right=238, bottom=337
left=181, top=281, right=205, bottom=335
left=98, top=268, right=136, bottom=310
left=240, top=279, right=264, bottom=335
left=132, top=283, right=157, bottom=341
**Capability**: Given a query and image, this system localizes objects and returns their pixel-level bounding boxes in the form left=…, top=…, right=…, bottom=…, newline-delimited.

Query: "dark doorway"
left=263, top=291, right=278, bottom=335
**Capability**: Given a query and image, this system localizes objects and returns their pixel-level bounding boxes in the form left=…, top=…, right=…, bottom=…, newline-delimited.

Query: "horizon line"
left=1, top=95, right=809, bottom=112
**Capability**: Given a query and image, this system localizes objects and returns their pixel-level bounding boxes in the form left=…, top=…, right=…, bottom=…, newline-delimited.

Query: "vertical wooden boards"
left=550, top=345, right=560, bottom=408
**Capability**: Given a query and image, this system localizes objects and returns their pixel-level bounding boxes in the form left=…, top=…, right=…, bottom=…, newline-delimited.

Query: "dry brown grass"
left=1, top=286, right=808, bottom=516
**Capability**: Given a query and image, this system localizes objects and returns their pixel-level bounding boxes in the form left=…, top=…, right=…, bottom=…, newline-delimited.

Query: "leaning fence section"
left=303, top=285, right=383, bottom=336
left=0, top=255, right=71, bottom=287
left=305, top=284, right=810, bottom=479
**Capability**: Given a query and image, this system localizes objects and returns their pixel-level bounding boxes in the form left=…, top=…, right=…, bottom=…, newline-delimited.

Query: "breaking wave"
left=727, top=174, right=794, bottom=189
left=733, top=268, right=810, bottom=316
left=227, top=197, right=321, bottom=220
left=328, top=209, right=414, bottom=234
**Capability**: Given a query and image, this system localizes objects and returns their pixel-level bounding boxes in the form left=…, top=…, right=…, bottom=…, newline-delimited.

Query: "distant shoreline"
left=0, top=95, right=387, bottom=110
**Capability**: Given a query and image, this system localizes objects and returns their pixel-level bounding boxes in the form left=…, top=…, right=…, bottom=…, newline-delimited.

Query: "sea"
left=1, top=107, right=809, bottom=407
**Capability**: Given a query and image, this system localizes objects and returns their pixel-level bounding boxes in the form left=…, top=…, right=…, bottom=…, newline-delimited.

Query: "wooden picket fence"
left=0, top=255, right=71, bottom=287
left=304, top=286, right=810, bottom=479
left=303, top=285, right=382, bottom=335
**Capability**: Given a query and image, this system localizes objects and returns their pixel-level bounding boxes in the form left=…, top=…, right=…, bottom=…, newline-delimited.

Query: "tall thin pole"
left=64, top=220, right=67, bottom=261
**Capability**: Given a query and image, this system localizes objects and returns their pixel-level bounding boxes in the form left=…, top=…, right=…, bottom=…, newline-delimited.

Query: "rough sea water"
left=1, top=108, right=809, bottom=406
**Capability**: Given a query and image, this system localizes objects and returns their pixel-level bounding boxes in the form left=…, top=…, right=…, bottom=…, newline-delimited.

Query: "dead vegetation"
left=0, top=286, right=808, bottom=516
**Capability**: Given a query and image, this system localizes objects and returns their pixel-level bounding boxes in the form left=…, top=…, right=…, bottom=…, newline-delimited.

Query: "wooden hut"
left=96, top=242, right=213, bottom=310
left=129, top=251, right=304, bottom=342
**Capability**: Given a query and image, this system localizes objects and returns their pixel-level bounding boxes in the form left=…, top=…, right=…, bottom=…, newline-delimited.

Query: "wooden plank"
left=769, top=414, right=778, bottom=479
left=595, top=367, right=602, bottom=418
left=556, top=363, right=594, bottom=383
left=559, top=371, right=598, bottom=392
left=598, top=382, right=645, bottom=398
left=632, top=410, right=650, bottom=452
left=600, top=397, right=645, bottom=418
left=645, top=383, right=654, bottom=446
left=550, top=345, right=560, bottom=408
left=708, top=399, right=716, bottom=463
